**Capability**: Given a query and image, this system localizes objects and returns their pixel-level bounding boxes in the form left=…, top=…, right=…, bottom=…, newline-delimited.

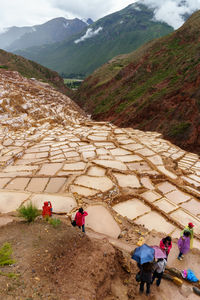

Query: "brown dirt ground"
left=0, top=218, right=138, bottom=300
left=0, top=217, right=199, bottom=300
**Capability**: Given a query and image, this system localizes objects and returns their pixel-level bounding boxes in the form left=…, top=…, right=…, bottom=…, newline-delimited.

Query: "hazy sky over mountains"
left=0, top=0, right=200, bottom=31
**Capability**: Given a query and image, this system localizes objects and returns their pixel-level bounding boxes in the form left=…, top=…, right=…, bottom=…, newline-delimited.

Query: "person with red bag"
left=74, top=207, right=88, bottom=233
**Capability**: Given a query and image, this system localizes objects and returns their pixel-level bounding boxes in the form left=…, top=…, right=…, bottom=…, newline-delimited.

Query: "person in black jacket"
left=138, top=262, right=153, bottom=295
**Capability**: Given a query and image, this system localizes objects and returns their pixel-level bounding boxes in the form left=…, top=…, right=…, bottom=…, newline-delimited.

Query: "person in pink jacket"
left=160, top=236, right=172, bottom=259
left=75, top=207, right=88, bottom=233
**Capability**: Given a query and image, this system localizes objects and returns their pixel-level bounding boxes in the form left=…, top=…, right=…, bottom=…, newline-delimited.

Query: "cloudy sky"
left=0, top=0, right=200, bottom=31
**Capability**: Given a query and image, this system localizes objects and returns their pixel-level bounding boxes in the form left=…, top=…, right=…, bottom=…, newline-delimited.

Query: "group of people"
left=42, top=202, right=88, bottom=233
left=138, top=222, right=194, bottom=296
left=41, top=202, right=195, bottom=296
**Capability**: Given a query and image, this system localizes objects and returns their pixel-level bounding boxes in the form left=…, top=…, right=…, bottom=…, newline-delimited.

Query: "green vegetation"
left=169, top=122, right=191, bottom=137
left=0, top=65, right=8, bottom=69
left=48, top=218, right=61, bottom=228
left=18, top=202, right=40, bottom=223
left=0, top=243, right=15, bottom=266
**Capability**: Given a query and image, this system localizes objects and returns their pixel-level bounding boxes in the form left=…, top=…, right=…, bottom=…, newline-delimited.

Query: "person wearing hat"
left=181, top=223, right=194, bottom=249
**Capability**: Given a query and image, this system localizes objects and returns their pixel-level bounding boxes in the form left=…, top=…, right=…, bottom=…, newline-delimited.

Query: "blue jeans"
left=79, top=224, right=85, bottom=233
left=178, top=251, right=183, bottom=258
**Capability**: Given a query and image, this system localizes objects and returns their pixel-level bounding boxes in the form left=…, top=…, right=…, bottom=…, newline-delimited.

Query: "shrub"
left=169, top=122, right=191, bottom=137
left=18, top=202, right=40, bottom=223
left=48, top=218, right=61, bottom=228
left=0, top=243, right=15, bottom=266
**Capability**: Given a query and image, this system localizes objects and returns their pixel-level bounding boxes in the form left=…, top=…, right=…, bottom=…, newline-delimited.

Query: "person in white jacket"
left=151, top=258, right=167, bottom=287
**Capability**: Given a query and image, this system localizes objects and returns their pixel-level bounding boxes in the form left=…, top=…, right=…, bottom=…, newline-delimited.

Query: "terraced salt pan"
left=157, top=182, right=177, bottom=194
left=0, top=191, right=30, bottom=213
left=74, top=175, right=114, bottom=192
left=180, top=199, right=200, bottom=216
left=113, top=199, right=151, bottom=220
left=127, top=162, right=152, bottom=172
left=115, top=155, right=143, bottom=163
left=6, top=178, right=30, bottom=190
left=3, top=165, right=38, bottom=173
left=135, top=211, right=175, bottom=233
left=44, top=178, right=66, bottom=193
left=87, top=135, right=107, bottom=141
left=113, top=173, right=141, bottom=188
left=93, top=159, right=127, bottom=171
left=165, top=190, right=191, bottom=204
left=141, top=191, right=162, bottom=202
left=135, top=148, right=155, bottom=157
left=140, top=177, right=154, bottom=190
left=154, top=198, right=178, bottom=213
left=64, top=151, right=79, bottom=158
left=70, top=185, right=98, bottom=196
left=147, top=155, right=163, bottom=165
left=87, top=166, right=106, bottom=176
left=0, top=178, right=12, bottom=188
left=94, top=142, right=115, bottom=149
left=110, top=148, right=131, bottom=156
left=182, top=176, right=200, bottom=188
left=26, top=178, right=49, bottom=193
left=82, top=151, right=96, bottom=160
left=122, top=143, right=143, bottom=151
left=37, top=163, right=63, bottom=176
left=170, top=209, right=200, bottom=235
left=63, top=162, right=86, bottom=171
left=157, top=166, right=177, bottom=180
left=85, top=205, right=121, bottom=238
left=29, top=194, right=76, bottom=213
left=96, top=148, right=109, bottom=155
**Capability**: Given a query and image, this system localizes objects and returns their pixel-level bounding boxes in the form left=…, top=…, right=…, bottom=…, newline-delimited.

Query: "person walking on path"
left=160, top=236, right=172, bottom=259
left=151, top=258, right=167, bottom=287
left=177, top=230, right=191, bottom=260
left=181, top=222, right=194, bottom=249
left=75, top=207, right=88, bottom=233
left=138, top=262, right=153, bottom=296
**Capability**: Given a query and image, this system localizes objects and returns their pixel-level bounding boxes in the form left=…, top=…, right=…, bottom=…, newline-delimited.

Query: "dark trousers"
left=78, top=224, right=85, bottom=233
left=178, top=251, right=183, bottom=258
left=151, top=271, right=163, bottom=286
left=140, top=281, right=150, bottom=295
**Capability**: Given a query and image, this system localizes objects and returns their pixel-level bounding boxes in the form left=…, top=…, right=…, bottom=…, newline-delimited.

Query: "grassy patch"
left=48, top=218, right=61, bottom=228
left=18, top=202, right=40, bottom=223
left=0, top=65, right=8, bottom=69
left=0, top=243, right=15, bottom=266
left=169, top=122, right=191, bottom=137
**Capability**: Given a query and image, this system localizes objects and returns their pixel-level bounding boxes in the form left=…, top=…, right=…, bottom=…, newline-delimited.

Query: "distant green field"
left=64, top=78, right=83, bottom=89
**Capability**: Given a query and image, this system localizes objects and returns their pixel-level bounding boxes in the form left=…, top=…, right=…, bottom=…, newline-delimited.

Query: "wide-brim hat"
left=188, top=222, right=194, bottom=228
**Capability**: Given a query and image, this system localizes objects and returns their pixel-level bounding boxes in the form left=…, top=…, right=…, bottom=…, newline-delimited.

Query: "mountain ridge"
left=14, top=3, right=174, bottom=78
left=0, top=17, right=91, bottom=51
left=74, top=9, right=200, bottom=154
left=0, top=48, right=69, bottom=94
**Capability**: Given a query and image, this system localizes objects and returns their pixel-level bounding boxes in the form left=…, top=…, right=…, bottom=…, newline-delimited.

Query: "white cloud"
left=142, top=0, right=200, bottom=29
left=74, top=27, right=103, bottom=44
left=0, top=0, right=199, bottom=31
left=0, top=0, right=136, bottom=31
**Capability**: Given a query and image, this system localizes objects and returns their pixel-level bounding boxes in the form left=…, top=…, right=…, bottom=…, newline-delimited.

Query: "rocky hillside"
left=0, top=17, right=90, bottom=51
left=74, top=10, right=200, bottom=154
left=0, top=49, right=69, bottom=93
left=0, top=68, right=200, bottom=299
left=15, top=3, right=173, bottom=78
